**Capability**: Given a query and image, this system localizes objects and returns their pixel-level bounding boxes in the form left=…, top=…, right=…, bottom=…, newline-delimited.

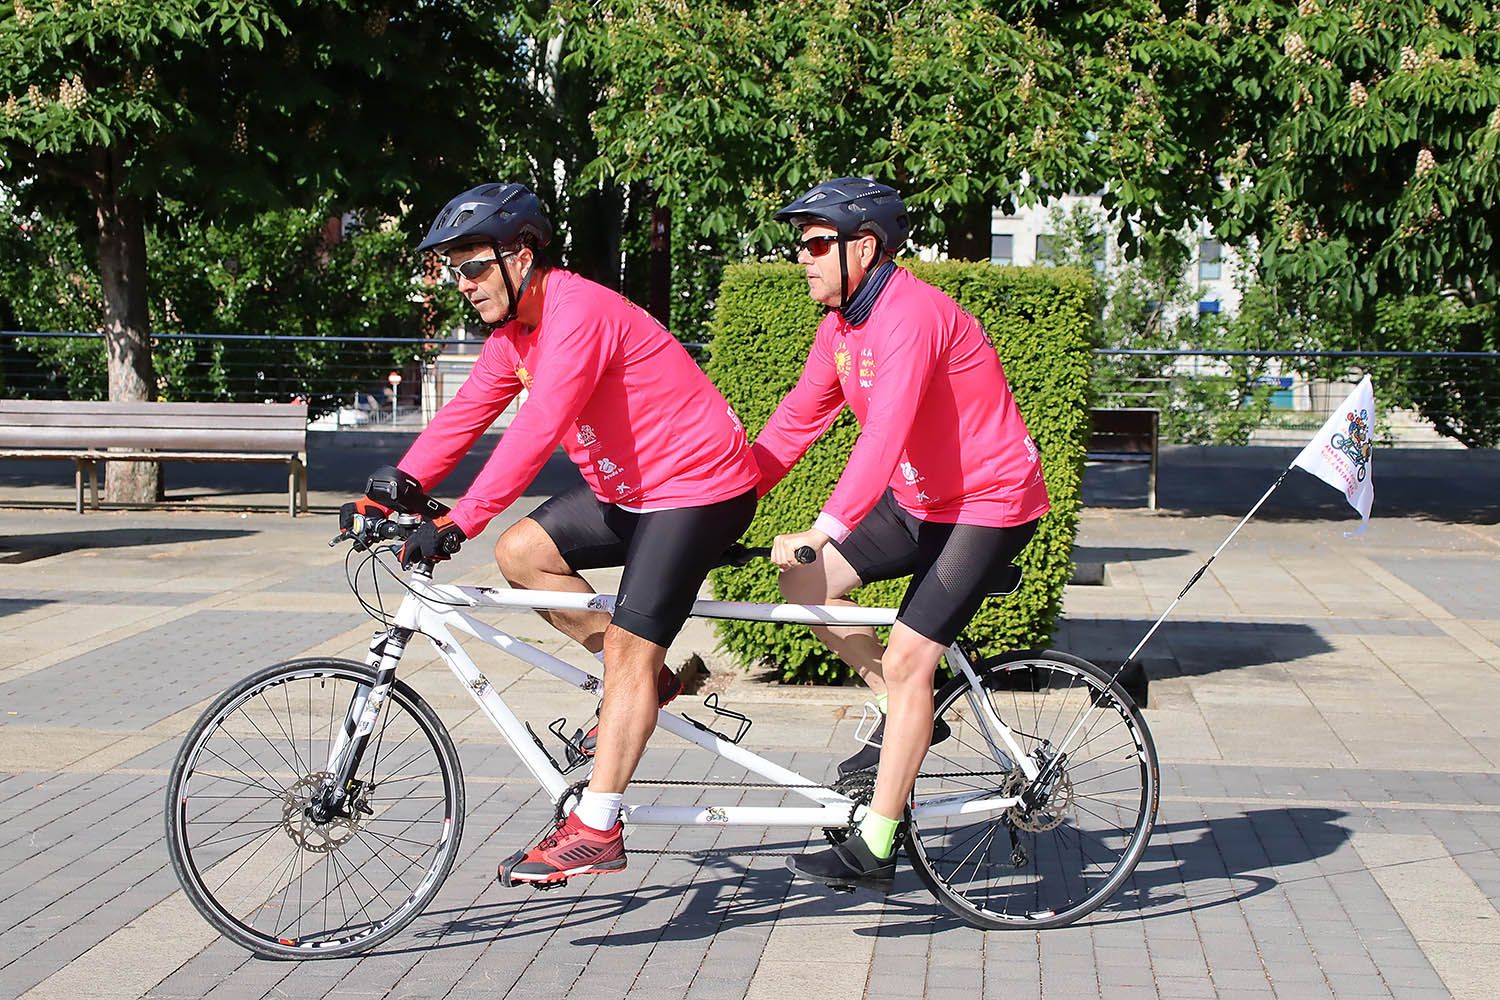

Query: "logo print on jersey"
left=915, top=489, right=932, bottom=505
left=834, top=343, right=852, bottom=383
left=577, top=424, right=598, bottom=448
left=899, top=460, right=923, bottom=485
left=858, top=348, right=875, bottom=388
left=515, top=365, right=534, bottom=390
left=598, top=457, right=621, bottom=478
left=726, top=406, right=744, bottom=433
left=1024, top=436, right=1039, bottom=464
left=616, top=482, right=632, bottom=496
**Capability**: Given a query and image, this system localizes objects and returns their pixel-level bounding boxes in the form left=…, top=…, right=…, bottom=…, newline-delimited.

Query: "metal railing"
left=1092, top=349, right=1500, bottom=448
left=3, top=332, right=1493, bottom=448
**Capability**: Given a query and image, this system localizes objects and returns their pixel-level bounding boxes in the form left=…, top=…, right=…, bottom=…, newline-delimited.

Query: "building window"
left=990, top=234, right=1014, bottom=266
left=1036, top=234, right=1056, bottom=264
left=1198, top=299, right=1221, bottom=316
left=1199, top=239, right=1223, bottom=281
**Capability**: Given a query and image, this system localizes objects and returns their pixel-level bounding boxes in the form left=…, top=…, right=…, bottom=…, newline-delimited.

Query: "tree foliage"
left=0, top=0, right=528, bottom=497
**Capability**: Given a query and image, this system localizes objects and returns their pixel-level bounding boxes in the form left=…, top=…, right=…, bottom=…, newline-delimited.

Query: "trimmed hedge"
left=707, top=261, right=1098, bottom=684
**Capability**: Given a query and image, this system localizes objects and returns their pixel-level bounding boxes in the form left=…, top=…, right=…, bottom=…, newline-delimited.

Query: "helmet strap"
left=496, top=245, right=540, bottom=326
left=837, top=237, right=851, bottom=309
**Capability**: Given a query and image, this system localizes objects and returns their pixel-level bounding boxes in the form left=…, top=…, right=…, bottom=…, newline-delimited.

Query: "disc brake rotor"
left=1001, top=767, right=1074, bottom=833
left=282, top=771, right=364, bottom=852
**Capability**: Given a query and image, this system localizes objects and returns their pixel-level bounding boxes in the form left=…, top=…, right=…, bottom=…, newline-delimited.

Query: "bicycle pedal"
left=831, top=883, right=857, bottom=894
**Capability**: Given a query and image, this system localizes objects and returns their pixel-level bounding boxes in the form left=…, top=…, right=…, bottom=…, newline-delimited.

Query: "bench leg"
left=288, top=457, right=309, bottom=517
left=1147, top=449, right=1158, bottom=511
left=73, top=459, right=100, bottom=513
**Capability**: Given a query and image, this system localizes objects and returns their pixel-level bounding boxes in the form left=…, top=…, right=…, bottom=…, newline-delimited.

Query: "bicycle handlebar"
left=716, top=543, right=817, bottom=567
left=332, top=521, right=815, bottom=568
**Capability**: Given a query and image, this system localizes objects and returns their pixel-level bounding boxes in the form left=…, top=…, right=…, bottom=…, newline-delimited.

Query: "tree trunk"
left=94, top=143, right=160, bottom=503
left=943, top=196, right=993, bottom=262
left=648, top=203, right=671, bottom=327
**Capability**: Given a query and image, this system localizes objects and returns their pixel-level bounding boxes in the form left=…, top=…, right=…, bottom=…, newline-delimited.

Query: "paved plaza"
left=0, top=444, right=1497, bottom=999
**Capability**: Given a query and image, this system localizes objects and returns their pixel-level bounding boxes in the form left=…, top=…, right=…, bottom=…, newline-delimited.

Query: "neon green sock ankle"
left=857, top=810, right=899, bottom=860
left=875, top=691, right=889, bottom=714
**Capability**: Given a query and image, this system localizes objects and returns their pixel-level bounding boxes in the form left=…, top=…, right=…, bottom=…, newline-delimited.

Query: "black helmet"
left=417, top=182, right=552, bottom=254
left=774, top=177, right=910, bottom=254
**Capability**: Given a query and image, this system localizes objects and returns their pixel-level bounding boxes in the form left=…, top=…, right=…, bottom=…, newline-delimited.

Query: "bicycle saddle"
left=987, top=563, right=1023, bottom=598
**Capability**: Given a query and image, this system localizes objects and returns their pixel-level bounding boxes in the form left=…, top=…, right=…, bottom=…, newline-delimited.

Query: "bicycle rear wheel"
left=905, top=650, right=1158, bottom=929
left=165, top=657, right=464, bottom=959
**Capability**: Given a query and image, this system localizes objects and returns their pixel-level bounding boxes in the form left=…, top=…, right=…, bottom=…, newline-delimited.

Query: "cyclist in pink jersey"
left=341, top=183, right=758, bottom=885
left=753, top=178, right=1051, bottom=892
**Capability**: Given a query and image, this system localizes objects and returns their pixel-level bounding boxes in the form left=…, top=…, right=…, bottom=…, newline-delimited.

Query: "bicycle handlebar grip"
left=794, top=546, right=817, bottom=564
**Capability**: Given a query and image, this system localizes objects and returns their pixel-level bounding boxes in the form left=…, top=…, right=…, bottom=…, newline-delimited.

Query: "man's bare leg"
left=495, top=516, right=609, bottom=653
left=776, top=545, right=888, bottom=696
left=868, top=624, right=946, bottom=821
left=585, top=624, right=669, bottom=793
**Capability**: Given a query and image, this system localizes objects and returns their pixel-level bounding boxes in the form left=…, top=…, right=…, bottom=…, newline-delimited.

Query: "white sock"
left=574, top=790, right=623, bottom=831
left=594, top=649, right=607, bottom=664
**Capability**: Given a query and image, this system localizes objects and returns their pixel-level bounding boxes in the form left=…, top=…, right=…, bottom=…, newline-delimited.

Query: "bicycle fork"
left=309, top=627, right=410, bottom=823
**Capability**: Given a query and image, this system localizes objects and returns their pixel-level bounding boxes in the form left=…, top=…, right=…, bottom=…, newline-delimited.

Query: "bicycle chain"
left=618, top=769, right=1017, bottom=858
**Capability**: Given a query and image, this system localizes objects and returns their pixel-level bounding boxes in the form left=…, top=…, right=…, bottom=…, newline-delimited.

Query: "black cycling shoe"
left=837, top=713, right=954, bottom=776
left=786, top=835, right=895, bottom=893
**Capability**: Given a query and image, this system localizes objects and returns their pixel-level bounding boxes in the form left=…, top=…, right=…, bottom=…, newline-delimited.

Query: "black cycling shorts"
left=527, top=483, right=757, bottom=648
left=834, top=489, right=1041, bottom=647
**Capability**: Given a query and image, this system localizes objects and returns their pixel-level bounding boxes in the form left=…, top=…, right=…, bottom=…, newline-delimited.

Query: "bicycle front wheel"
left=165, top=657, right=465, bottom=959
left=906, top=650, right=1158, bottom=929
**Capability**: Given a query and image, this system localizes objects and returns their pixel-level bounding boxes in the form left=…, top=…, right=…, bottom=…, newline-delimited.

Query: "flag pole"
left=1106, top=464, right=1293, bottom=688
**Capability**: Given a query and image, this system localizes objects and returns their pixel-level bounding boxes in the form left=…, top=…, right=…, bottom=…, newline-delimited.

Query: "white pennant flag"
left=1292, top=374, right=1375, bottom=535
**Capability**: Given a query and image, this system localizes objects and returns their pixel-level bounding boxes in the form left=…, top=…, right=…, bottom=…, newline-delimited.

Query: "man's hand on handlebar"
left=336, top=497, right=394, bottom=546
left=771, top=528, right=829, bottom=570
left=399, top=516, right=466, bottom=569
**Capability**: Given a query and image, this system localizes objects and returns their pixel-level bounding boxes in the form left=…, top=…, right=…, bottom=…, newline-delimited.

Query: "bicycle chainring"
left=823, top=770, right=878, bottom=845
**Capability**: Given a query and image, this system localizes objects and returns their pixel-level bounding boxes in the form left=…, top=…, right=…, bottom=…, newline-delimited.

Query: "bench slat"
left=0, top=427, right=306, bottom=451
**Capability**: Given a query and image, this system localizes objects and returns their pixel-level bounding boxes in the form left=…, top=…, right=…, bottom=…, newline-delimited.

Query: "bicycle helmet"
left=775, top=177, right=909, bottom=254
left=775, top=177, right=909, bottom=308
left=417, top=182, right=552, bottom=254
left=419, top=183, right=552, bottom=324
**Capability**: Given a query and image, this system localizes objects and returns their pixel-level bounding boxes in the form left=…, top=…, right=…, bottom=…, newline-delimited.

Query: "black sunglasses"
left=792, top=235, right=841, bottom=259
left=447, top=255, right=503, bottom=281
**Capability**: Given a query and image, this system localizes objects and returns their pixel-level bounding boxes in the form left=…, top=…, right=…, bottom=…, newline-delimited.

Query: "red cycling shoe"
left=498, top=812, right=626, bottom=886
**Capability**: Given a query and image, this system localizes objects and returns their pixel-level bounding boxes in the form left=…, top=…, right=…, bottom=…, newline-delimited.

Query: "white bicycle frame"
left=333, top=570, right=1046, bottom=831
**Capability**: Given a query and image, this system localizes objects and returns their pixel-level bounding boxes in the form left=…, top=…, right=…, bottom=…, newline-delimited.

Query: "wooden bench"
left=0, top=400, right=309, bottom=516
left=1087, top=407, right=1159, bottom=510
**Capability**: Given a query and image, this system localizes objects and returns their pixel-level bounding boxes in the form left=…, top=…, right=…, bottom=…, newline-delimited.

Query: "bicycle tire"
left=164, top=657, right=465, bottom=959
left=904, top=649, right=1158, bottom=929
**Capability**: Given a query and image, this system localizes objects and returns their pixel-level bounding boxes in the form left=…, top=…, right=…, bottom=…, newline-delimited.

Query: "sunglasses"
left=792, top=235, right=841, bottom=259
left=447, top=255, right=502, bottom=281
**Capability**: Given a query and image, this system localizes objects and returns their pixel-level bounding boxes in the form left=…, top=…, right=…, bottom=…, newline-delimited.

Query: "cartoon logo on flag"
left=1330, top=408, right=1371, bottom=482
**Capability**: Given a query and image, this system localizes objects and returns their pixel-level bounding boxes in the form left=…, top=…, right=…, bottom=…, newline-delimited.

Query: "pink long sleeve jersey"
left=400, top=269, right=759, bottom=538
left=752, top=266, right=1051, bottom=542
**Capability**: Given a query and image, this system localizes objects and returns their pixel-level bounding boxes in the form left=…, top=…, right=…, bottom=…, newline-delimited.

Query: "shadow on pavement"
left=392, top=806, right=1350, bottom=948
left=0, top=527, right=255, bottom=553
left=1056, top=618, right=1333, bottom=677
left=1095, top=807, right=1350, bottom=925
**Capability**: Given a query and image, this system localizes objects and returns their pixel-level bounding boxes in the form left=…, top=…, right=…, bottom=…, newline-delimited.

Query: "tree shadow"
left=0, top=598, right=56, bottom=617
left=0, top=528, right=254, bottom=555
left=1053, top=618, right=1333, bottom=678
left=1072, top=545, right=1191, bottom=564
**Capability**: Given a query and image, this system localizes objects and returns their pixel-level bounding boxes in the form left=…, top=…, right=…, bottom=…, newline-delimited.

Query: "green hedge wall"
left=707, top=260, right=1098, bottom=684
